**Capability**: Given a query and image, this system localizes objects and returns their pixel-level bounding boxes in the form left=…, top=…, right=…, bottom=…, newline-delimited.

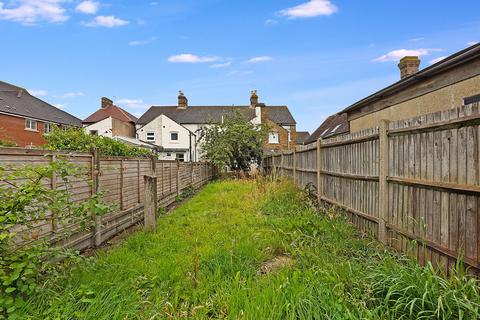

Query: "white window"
left=268, top=132, right=279, bottom=144
left=176, top=153, right=185, bottom=162
left=171, top=132, right=178, bottom=141
left=25, top=119, right=37, bottom=131
left=146, top=132, right=155, bottom=141
left=44, top=123, right=52, bottom=134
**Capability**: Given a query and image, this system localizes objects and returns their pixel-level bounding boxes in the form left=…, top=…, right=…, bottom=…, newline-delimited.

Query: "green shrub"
left=0, top=159, right=110, bottom=319
left=44, top=127, right=152, bottom=157
left=0, top=139, right=17, bottom=147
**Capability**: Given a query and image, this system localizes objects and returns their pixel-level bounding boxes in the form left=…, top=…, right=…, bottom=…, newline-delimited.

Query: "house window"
left=44, top=123, right=52, bottom=134
left=176, top=153, right=185, bottom=162
left=166, top=153, right=172, bottom=157
left=25, top=119, right=37, bottom=131
left=146, top=132, right=155, bottom=141
left=464, top=94, right=480, bottom=105
left=171, top=132, right=178, bottom=141
left=268, top=132, right=279, bottom=144
left=90, top=130, right=98, bottom=136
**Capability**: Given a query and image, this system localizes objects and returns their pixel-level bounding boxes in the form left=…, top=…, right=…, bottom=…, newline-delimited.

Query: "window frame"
left=146, top=131, right=155, bottom=141
left=170, top=132, right=179, bottom=141
left=176, top=153, right=185, bottom=162
left=25, top=118, right=37, bottom=131
left=44, top=122, right=52, bottom=134
left=268, top=131, right=279, bottom=144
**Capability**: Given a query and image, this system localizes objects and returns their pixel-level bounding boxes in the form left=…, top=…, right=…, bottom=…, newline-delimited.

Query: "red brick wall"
left=0, top=114, right=47, bottom=147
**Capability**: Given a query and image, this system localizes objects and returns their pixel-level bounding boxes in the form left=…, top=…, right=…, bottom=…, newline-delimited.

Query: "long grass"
left=19, top=178, right=480, bottom=319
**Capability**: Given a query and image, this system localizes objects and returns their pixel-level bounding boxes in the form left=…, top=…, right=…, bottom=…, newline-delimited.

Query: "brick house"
left=83, top=97, right=138, bottom=138
left=0, top=80, right=82, bottom=147
left=136, top=91, right=298, bottom=161
left=307, top=43, right=480, bottom=142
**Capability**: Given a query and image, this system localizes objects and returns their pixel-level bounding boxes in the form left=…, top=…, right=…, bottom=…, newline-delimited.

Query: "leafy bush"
left=0, top=159, right=110, bottom=319
left=44, top=127, right=152, bottom=157
left=0, top=139, right=17, bottom=147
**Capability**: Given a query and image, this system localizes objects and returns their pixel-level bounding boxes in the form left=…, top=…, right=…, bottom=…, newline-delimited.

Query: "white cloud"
left=128, top=37, right=157, bottom=46
left=168, top=54, right=218, bottom=63
left=75, top=1, right=100, bottom=15
left=0, top=0, right=69, bottom=25
left=28, top=89, right=47, bottom=97
left=116, top=99, right=147, bottom=110
left=279, top=0, right=337, bottom=19
left=248, top=56, right=273, bottom=63
left=409, top=37, right=425, bottom=42
left=209, top=61, right=231, bottom=68
left=54, top=92, right=84, bottom=98
left=265, top=19, right=278, bottom=25
left=84, top=15, right=129, bottom=27
left=429, top=56, right=447, bottom=65
left=374, top=48, right=441, bottom=62
left=227, top=70, right=253, bottom=76
left=467, top=41, right=479, bottom=46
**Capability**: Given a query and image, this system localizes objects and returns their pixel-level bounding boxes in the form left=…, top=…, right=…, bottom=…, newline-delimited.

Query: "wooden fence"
left=263, top=103, right=480, bottom=274
left=0, top=147, right=215, bottom=251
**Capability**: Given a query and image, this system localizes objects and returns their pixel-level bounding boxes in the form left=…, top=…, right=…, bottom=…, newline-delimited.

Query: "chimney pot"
left=250, top=90, right=259, bottom=108
left=398, top=56, right=420, bottom=79
left=101, top=97, right=113, bottom=109
left=178, top=90, right=188, bottom=109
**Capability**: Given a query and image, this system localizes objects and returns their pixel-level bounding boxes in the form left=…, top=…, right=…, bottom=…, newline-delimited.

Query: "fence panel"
left=263, top=103, right=480, bottom=274
left=0, top=148, right=214, bottom=252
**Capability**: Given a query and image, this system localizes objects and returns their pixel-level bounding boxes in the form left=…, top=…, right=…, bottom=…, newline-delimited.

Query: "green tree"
left=199, top=111, right=266, bottom=171
left=44, top=127, right=152, bottom=157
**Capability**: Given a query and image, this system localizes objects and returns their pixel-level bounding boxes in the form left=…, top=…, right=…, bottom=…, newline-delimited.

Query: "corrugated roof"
left=137, top=105, right=296, bottom=125
left=0, top=80, right=82, bottom=126
left=83, top=104, right=138, bottom=124
left=304, top=113, right=349, bottom=144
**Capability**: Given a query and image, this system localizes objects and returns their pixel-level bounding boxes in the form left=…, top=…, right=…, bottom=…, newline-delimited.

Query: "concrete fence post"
left=280, top=151, right=284, bottom=176
left=378, top=119, right=390, bottom=244
left=91, top=148, right=102, bottom=247
left=144, top=175, right=157, bottom=232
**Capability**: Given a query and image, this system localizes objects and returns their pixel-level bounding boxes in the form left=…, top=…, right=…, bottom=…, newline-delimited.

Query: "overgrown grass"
left=19, top=179, right=480, bottom=319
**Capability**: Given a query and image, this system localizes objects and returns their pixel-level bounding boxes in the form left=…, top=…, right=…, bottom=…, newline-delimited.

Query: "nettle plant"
left=0, top=159, right=110, bottom=319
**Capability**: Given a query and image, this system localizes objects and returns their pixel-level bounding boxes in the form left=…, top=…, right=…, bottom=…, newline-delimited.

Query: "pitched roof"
left=296, top=131, right=310, bottom=144
left=304, top=113, right=349, bottom=144
left=137, top=105, right=296, bottom=125
left=83, top=104, right=138, bottom=124
left=342, top=43, right=480, bottom=115
left=0, top=80, right=82, bottom=127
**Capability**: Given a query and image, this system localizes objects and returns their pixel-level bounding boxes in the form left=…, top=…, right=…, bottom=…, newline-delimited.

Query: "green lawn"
left=22, top=179, right=480, bottom=319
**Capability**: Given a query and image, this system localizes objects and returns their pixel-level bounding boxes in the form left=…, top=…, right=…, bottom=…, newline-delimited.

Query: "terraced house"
left=0, top=80, right=82, bottom=147
left=136, top=91, right=299, bottom=161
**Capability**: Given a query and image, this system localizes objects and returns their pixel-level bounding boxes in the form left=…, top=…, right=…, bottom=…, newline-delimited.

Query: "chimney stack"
left=250, top=90, right=259, bottom=108
left=101, top=97, right=113, bottom=109
left=178, top=90, right=188, bottom=109
left=398, top=56, right=420, bottom=79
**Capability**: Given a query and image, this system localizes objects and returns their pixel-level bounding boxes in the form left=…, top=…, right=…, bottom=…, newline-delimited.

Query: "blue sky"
left=1, top=0, right=479, bottom=132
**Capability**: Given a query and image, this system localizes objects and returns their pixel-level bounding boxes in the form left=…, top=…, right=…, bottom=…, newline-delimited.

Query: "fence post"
left=293, top=148, right=297, bottom=184
left=150, top=155, right=157, bottom=176
left=280, top=151, right=284, bottom=176
left=120, top=159, right=124, bottom=210
left=176, top=160, right=180, bottom=196
left=50, top=154, right=57, bottom=234
left=91, top=148, right=102, bottom=247
left=378, top=120, right=390, bottom=244
left=316, top=138, right=322, bottom=203
left=144, top=175, right=157, bottom=232
left=191, top=162, right=194, bottom=187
